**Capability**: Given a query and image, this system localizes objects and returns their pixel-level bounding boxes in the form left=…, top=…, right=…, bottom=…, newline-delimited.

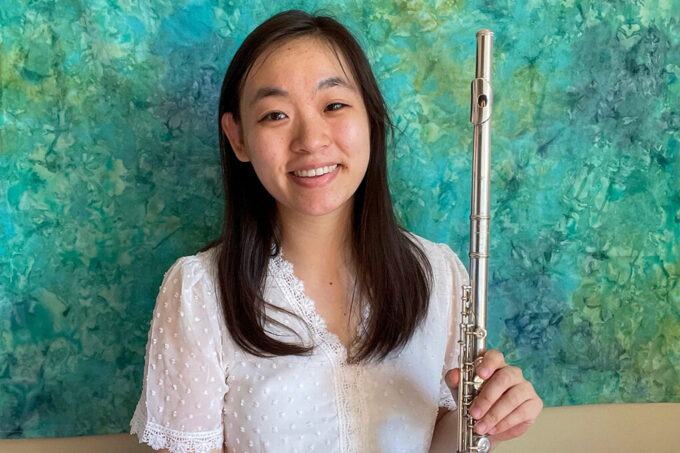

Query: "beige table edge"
left=1, top=403, right=678, bottom=452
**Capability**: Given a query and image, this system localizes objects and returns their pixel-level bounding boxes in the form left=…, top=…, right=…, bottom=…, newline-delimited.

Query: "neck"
left=277, top=202, right=354, bottom=277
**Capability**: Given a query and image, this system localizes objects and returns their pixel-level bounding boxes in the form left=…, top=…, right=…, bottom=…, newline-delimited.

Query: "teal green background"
left=1, top=0, right=678, bottom=439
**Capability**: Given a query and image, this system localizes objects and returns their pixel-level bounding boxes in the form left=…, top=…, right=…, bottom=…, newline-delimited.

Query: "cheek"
left=337, top=118, right=371, bottom=156
left=245, top=132, right=286, bottom=173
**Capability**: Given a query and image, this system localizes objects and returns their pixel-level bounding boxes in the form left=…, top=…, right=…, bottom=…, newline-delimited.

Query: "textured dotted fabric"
left=130, top=233, right=469, bottom=453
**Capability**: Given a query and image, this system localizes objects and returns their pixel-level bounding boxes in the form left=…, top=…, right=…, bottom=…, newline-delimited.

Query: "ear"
left=221, top=112, right=249, bottom=162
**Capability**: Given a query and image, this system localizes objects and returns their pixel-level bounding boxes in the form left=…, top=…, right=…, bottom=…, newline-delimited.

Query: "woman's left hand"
left=445, top=349, right=543, bottom=442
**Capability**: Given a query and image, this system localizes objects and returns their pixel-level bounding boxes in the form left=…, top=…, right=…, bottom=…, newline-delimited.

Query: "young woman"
left=130, top=9, right=542, bottom=453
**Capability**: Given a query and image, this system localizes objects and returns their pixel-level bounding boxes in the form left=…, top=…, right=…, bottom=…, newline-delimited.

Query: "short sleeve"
left=436, top=243, right=470, bottom=412
left=130, top=256, right=229, bottom=453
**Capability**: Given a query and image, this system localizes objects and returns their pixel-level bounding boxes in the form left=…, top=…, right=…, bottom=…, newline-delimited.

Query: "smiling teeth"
left=293, top=164, right=338, bottom=178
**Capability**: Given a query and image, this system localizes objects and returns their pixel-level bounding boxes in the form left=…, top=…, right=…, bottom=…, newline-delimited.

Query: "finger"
left=477, top=349, right=506, bottom=379
left=489, top=420, right=532, bottom=442
left=487, top=396, right=543, bottom=438
left=474, top=380, right=534, bottom=434
left=469, top=365, right=524, bottom=420
left=445, top=368, right=460, bottom=389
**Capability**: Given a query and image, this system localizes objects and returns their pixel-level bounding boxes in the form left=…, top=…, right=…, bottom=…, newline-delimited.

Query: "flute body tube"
left=456, top=29, right=494, bottom=453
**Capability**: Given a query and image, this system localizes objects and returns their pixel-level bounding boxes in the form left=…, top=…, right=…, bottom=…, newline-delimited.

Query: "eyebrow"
left=249, top=76, right=354, bottom=107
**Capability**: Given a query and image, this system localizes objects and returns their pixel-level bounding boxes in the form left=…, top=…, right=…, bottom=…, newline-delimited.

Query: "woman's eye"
left=326, top=102, right=347, bottom=112
left=262, top=111, right=287, bottom=122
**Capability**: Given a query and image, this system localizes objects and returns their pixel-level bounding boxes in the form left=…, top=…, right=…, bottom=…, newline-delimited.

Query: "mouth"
left=290, top=163, right=339, bottom=178
left=288, top=163, right=341, bottom=188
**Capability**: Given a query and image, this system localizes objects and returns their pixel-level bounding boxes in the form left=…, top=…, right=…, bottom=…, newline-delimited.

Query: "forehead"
left=243, top=36, right=356, bottom=93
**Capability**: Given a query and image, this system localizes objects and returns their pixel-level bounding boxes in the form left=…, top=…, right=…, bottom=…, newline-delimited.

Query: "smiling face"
left=221, top=36, right=371, bottom=220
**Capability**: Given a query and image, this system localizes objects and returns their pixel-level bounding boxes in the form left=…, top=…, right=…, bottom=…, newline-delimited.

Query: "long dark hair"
left=199, top=9, right=432, bottom=364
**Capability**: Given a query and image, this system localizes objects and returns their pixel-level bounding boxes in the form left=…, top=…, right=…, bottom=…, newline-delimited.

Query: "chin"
left=290, top=197, right=354, bottom=217
left=299, top=204, right=345, bottom=217
left=274, top=191, right=356, bottom=218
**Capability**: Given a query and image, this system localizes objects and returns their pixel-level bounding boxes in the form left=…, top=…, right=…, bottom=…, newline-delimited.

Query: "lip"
left=288, top=164, right=341, bottom=188
left=289, top=162, right=340, bottom=173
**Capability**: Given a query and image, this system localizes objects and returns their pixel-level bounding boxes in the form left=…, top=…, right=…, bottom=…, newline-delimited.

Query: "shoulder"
left=401, top=230, right=445, bottom=251
left=162, top=254, right=203, bottom=279
left=177, top=244, right=220, bottom=272
left=402, top=231, right=461, bottom=263
left=159, top=246, right=220, bottom=295
left=401, top=230, right=468, bottom=283
left=153, top=249, right=225, bottom=339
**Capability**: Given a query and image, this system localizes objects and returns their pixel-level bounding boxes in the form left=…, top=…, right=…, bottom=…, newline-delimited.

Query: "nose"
left=291, top=110, right=331, bottom=153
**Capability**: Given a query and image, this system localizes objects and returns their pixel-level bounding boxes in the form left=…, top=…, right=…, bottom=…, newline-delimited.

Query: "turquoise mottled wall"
left=1, top=0, right=678, bottom=439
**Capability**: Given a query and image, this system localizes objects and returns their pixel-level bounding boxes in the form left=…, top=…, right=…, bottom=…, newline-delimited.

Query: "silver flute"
left=457, top=29, right=494, bottom=453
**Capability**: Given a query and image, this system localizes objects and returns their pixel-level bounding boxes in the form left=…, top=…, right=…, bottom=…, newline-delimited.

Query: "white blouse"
left=130, top=233, right=469, bottom=453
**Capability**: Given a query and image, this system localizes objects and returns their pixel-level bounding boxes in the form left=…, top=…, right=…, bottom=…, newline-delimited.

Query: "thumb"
left=445, top=368, right=461, bottom=390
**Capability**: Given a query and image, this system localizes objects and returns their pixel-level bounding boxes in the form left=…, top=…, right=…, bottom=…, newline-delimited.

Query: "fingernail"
left=476, top=422, right=487, bottom=434
left=478, top=367, right=488, bottom=379
left=470, top=407, right=482, bottom=419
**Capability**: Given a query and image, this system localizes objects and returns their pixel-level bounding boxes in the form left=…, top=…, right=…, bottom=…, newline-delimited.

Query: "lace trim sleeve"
left=130, top=406, right=223, bottom=453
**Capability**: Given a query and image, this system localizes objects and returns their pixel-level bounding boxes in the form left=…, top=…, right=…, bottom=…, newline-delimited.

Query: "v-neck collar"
left=268, top=247, right=370, bottom=363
